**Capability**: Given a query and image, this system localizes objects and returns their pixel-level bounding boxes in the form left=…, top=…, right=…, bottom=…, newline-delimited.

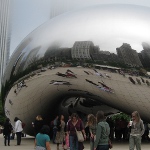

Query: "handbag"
left=75, top=128, right=84, bottom=142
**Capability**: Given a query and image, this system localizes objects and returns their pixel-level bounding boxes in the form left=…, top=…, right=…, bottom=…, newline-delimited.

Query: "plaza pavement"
left=0, top=134, right=150, bottom=150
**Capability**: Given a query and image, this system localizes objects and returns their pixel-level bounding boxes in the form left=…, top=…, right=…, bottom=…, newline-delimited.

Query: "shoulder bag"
left=75, top=127, right=84, bottom=142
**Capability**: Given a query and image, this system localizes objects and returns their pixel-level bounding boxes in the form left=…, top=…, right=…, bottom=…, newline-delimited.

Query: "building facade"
left=71, top=41, right=94, bottom=60
left=0, top=0, right=11, bottom=89
left=116, top=43, right=142, bottom=67
left=139, top=42, right=150, bottom=68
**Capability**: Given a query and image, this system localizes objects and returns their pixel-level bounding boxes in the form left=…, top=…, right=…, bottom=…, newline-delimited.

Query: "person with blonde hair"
left=32, top=115, right=44, bottom=148
left=87, top=114, right=97, bottom=150
left=128, top=111, right=144, bottom=150
left=34, top=115, right=44, bottom=136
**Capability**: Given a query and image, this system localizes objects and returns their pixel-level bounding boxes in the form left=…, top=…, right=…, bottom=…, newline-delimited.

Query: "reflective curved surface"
left=2, top=4, right=150, bottom=135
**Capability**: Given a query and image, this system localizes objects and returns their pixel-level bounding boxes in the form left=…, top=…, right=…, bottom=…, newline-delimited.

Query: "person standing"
left=33, top=115, right=44, bottom=148
left=14, top=117, right=23, bottom=146
left=55, top=115, right=66, bottom=150
left=35, top=125, right=51, bottom=150
left=3, top=118, right=12, bottom=146
left=53, top=115, right=58, bottom=143
left=94, top=111, right=110, bottom=150
left=33, top=115, right=44, bottom=136
left=67, top=113, right=86, bottom=150
left=128, top=111, right=145, bottom=150
left=87, top=114, right=97, bottom=150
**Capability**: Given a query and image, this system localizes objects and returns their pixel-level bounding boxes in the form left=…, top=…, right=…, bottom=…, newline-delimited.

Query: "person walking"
left=128, top=111, right=145, bottom=150
left=67, top=113, right=86, bottom=150
left=3, top=118, right=12, bottom=146
left=35, top=125, right=51, bottom=150
left=87, top=114, right=97, bottom=150
left=94, top=111, right=110, bottom=150
left=14, top=117, right=23, bottom=146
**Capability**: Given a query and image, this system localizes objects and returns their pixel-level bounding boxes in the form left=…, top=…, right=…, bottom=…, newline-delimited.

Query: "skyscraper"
left=0, top=0, right=11, bottom=89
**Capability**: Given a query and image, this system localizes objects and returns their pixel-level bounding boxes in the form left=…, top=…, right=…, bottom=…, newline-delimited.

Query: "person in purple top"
left=67, top=113, right=86, bottom=150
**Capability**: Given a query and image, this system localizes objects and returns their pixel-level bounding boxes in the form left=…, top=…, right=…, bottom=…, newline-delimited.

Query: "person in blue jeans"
left=67, top=113, right=86, bottom=150
left=94, top=111, right=110, bottom=150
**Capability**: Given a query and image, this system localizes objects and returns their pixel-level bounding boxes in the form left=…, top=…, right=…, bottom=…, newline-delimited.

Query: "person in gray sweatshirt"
left=94, top=111, right=110, bottom=150
left=128, top=111, right=145, bottom=150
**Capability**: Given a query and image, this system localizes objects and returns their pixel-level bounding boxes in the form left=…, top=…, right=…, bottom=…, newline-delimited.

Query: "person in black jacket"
left=3, top=118, right=12, bottom=146
left=32, top=115, right=44, bottom=148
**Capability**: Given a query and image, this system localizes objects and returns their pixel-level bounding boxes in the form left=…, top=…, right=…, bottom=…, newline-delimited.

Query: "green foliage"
left=111, top=113, right=131, bottom=122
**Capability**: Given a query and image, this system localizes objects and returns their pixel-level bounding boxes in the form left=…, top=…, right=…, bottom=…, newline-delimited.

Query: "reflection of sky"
left=11, top=0, right=150, bottom=56
left=19, top=4, right=150, bottom=55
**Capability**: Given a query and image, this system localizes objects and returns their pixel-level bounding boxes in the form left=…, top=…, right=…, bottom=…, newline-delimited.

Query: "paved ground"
left=0, top=134, right=150, bottom=150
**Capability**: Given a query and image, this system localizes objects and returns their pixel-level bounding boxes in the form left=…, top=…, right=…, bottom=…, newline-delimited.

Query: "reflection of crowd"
left=56, top=69, right=77, bottom=78
left=85, top=79, right=114, bottom=93
left=14, top=80, right=28, bottom=95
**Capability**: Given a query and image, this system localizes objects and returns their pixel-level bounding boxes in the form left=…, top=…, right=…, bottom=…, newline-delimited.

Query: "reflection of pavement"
left=0, top=134, right=150, bottom=150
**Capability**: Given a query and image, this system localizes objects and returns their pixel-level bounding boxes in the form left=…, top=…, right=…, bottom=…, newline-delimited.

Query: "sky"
left=10, top=0, right=150, bottom=56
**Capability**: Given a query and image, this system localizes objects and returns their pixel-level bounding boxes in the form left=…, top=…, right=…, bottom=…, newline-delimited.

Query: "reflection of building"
left=71, top=41, right=95, bottom=60
left=116, top=43, right=142, bottom=67
left=139, top=42, right=150, bottom=68
left=44, top=46, right=71, bottom=61
left=3, top=38, right=33, bottom=84
left=0, top=0, right=11, bottom=89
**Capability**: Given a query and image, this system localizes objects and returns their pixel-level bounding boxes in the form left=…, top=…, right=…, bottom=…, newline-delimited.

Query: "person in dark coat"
left=33, top=115, right=44, bottom=136
left=3, top=118, right=12, bottom=146
left=32, top=115, right=44, bottom=148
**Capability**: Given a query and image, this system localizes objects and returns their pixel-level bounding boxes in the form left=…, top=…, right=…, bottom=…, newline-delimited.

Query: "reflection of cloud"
left=22, top=4, right=150, bottom=54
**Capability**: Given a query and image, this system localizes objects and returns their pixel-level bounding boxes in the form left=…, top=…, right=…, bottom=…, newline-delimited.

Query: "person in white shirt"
left=14, top=117, right=23, bottom=146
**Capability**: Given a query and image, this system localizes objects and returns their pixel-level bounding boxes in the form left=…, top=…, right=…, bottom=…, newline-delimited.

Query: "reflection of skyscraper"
left=116, top=43, right=142, bottom=67
left=140, top=42, right=150, bottom=68
left=71, top=41, right=94, bottom=60
left=0, top=0, right=11, bottom=89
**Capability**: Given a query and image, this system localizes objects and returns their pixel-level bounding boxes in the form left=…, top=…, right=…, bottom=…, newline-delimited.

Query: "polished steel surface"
left=2, top=4, right=150, bottom=135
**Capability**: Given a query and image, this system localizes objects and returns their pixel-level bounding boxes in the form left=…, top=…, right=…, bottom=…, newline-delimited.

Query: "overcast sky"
left=10, top=0, right=150, bottom=56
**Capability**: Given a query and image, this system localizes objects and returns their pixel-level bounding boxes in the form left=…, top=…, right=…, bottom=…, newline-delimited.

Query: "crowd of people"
left=2, top=111, right=147, bottom=150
